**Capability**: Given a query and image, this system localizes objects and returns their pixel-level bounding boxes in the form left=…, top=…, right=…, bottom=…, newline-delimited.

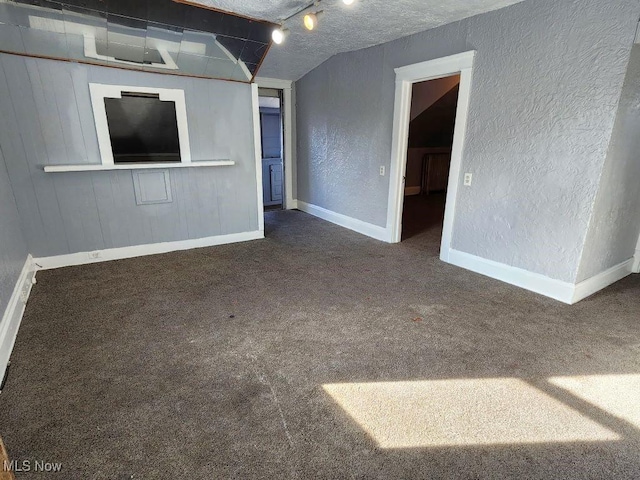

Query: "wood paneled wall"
left=0, top=54, right=259, bottom=257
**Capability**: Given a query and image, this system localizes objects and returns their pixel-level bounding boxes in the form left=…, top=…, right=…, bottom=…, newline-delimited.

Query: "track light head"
left=303, top=11, right=324, bottom=31
left=272, top=27, right=289, bottom=45
left=303, top=12, right=317, bottom=31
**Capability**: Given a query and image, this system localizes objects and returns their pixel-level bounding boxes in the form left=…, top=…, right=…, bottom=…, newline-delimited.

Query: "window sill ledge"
left=43, top=160, right=234, bottom=173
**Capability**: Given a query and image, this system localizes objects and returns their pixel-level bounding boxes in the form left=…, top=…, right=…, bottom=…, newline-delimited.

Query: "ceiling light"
left=272, top=27, right=289, bottom=45
left=342, top=0, right=356, bottom=4
left=303, top=11, right=324, bottom=31
left=303, top=13, right=317, bottom=30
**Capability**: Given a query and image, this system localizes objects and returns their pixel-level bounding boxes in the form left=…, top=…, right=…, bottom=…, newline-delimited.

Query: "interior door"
left=270, top=164, right=283, bottom=203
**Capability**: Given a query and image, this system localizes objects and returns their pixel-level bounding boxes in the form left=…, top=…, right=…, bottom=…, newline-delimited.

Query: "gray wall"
left=576, top=45, right=640, bottom=282
left=0, top=53, right=259, bottom=258
left=0, top=145, right=28, bottom=319
left=296, top=0, right=640, bottom=283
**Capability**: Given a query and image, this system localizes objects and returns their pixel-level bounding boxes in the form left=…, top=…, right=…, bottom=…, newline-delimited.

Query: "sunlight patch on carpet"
left=549, top=374, right=640, bottom=430
left=323, top=378, right=620, bottom=448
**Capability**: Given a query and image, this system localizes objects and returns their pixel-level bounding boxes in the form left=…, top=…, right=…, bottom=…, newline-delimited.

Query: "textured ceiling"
left=193, top=0, right=526, bottom=80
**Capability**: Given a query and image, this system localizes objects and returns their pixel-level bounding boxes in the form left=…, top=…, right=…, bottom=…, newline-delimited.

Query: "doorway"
left=258, top=87, right=284, bottom=211
left=386, top=51, right=476, bottom=263
left=401, top=75, right=460, bottom=242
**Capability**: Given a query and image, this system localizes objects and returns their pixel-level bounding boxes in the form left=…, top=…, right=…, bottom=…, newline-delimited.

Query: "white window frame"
left=83, top=35, right=179, bottom=71
left=89, top=83, right=192, bottom=166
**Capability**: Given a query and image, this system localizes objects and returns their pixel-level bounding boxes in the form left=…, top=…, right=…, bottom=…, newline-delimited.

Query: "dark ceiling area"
left=0, top=0, right=276, bottom=82
left=409, top=85, right=460, bottom=149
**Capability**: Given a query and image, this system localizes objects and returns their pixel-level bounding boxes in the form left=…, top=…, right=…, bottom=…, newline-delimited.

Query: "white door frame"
left=254, top=77, right=295, bottom=211
left=386, top=51, right=476, bottom=262
left=250, top=83, right=265, bottom=233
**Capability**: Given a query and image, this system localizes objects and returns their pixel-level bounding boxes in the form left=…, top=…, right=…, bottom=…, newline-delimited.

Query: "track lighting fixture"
left=271, top=0, right=356, bottom=46
left=271, top=27, right=289, bottom=44
left=303, top=11, right=323, bottom=31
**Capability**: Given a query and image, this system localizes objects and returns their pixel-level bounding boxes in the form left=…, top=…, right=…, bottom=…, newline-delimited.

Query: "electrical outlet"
left=379, top=166, right=386, bottom=176
left=463, top=173, right=473, bottom=186
left=88, top=251, right=102, bottom=260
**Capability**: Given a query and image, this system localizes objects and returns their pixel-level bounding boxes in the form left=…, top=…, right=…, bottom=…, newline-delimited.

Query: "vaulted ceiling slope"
left=194, top=0, right=526, bottom=80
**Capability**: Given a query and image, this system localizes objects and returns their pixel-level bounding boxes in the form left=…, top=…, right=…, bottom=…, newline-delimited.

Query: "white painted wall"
left=0, top=54, right=260, bottom=258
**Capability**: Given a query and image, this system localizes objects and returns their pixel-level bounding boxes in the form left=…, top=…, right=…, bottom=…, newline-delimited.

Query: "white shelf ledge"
left=44, top=160, right=234, bottom=173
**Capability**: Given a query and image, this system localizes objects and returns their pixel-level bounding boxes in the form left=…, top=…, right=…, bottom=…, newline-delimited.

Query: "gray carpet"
left=1, top=208, right=640, bottom=479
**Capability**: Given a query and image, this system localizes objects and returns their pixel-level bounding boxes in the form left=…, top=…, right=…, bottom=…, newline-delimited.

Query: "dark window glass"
left=104, top=93, right=181, bottom=163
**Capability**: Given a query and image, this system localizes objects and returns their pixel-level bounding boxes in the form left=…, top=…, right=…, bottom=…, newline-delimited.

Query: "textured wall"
left=576, top=45, right=640, bottom=282
left=296, top=0, right=640, bottom=282
left=0, top=145, right=28, bottom=319
left=0, top=54, right=259, bottom=258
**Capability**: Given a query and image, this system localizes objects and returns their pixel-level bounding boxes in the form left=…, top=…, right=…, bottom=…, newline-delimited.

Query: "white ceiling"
left=194, top=0, right=525, bottom=80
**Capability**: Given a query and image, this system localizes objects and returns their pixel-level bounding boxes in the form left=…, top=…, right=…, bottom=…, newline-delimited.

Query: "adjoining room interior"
left=259, top=87, right=285, bottom=211
left=1, top=0, right=640, bottom=478
left=401, top=74, right=460, bottom=242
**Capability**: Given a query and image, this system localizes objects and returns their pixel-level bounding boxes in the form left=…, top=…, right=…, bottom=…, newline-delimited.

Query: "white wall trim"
left=33, top=231, right=264, bottom=270
left=251, top=83, right=265, bottom=233
left=0, top=255, right=36, bottom=387
left=404, top=186, right=421, bottom=196
left=255, top=77, right=296, bottom=210
left=447, top=249, right=634, bottom=304
left=447, top=249, right=575, bottom=303
left=282, top=86, right=295, bottom=210
left=634, top=232, right=640, bottom=273
left=89, top=83, right=191, bottom=166
left=297, top=201, right=390, bottom=242
left=254, top=77, right=292, bottom=90
left=83, top=34, right=178, bottom=70
left=386, top=51, right=476, bottom=264
left=572, top=258, right=634, bottom=303
left=44, top=160, right=233, bottom=173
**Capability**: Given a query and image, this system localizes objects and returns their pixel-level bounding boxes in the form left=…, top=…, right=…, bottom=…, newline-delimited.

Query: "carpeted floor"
left=1, top=209, right=639, bottom=479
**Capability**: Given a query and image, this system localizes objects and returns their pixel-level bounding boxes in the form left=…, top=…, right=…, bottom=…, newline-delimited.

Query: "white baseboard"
left=287, top=199, right=299, bottom=210
left=446, top=249, right=634, bottom=304
left=0, top=255, right=36, bottom=386
left=446, top=249, right=575, bottom=303
left=633, top=249, right=640, bottom=273
left=572, top=259, right=634, bottom=303
left=404, top=186, right=421, bottom=196
left=296, top=200, right=390, bottom=242
left=34, top=231, right=264, bottom=270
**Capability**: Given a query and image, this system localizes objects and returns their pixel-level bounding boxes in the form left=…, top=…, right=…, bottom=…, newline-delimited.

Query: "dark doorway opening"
left=258, top=87, right=284, bottom=211
left=401, top=75, right=460, bottom=242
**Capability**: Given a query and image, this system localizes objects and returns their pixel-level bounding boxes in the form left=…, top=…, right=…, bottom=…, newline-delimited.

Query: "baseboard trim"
left=0, top=255, right=36, bottom=386
left=446, top=249, right=635, bottom=304
left=633, top=249, right=640, bottom=273
left=446, top=249, right=575, bottom=303
left=572, top=259, right=634, bottom=304
left=296, top=201, right=390, bottom=242
left=404, top=186, right=421, bottom=196
left=287, top=199, right=299, bottom=210
left=34, top=231, right=265, bottom=270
